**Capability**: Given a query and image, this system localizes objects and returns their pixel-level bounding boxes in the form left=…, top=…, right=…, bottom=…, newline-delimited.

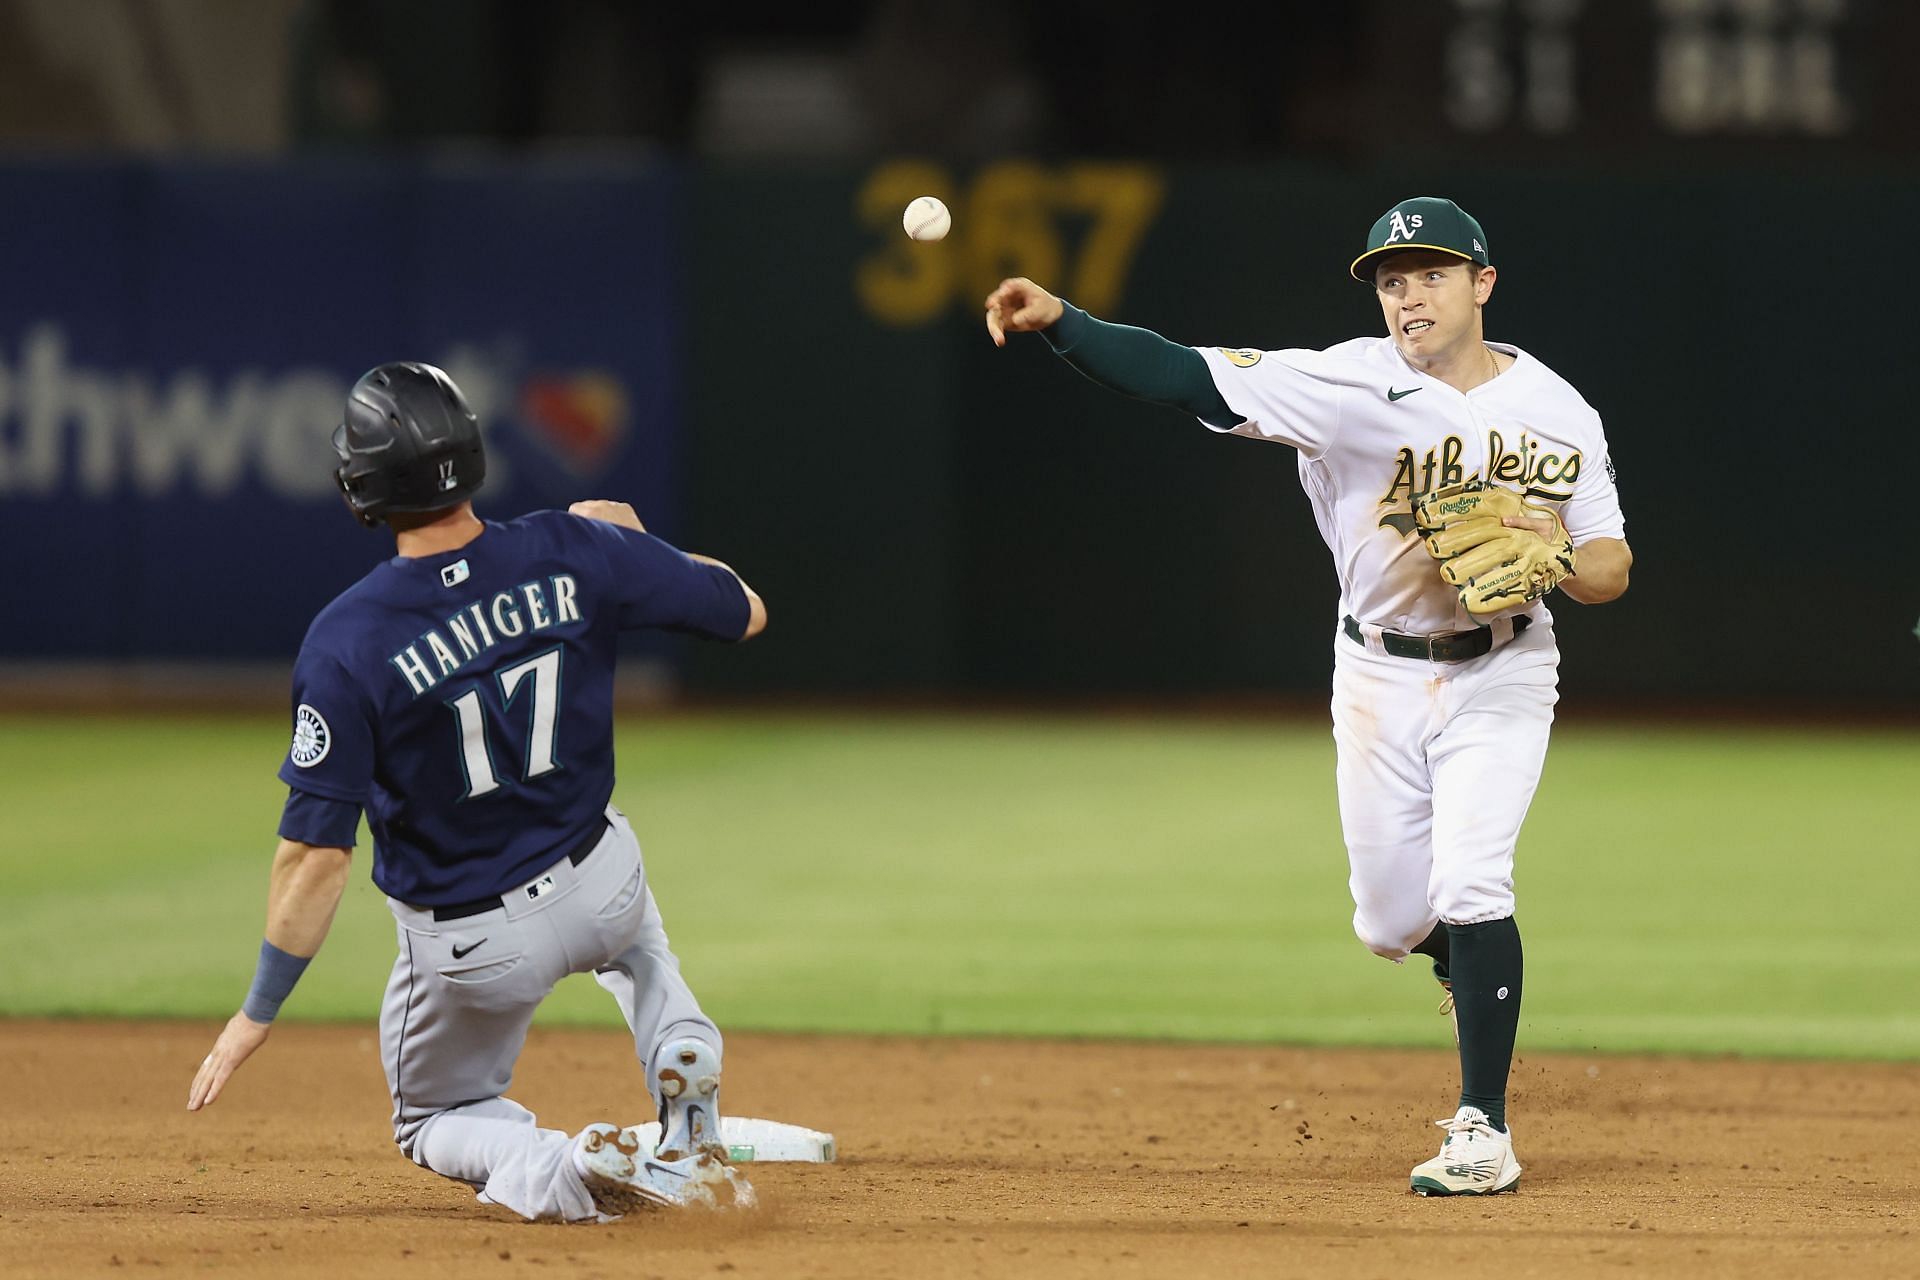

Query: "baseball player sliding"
left=986, top=197, right=1632, bottom=1195
left=187, top=363, right=767, bottom=1221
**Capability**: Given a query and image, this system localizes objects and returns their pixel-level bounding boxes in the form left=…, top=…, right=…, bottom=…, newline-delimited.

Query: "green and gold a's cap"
left=1349, top=196, right=1490, bottom=283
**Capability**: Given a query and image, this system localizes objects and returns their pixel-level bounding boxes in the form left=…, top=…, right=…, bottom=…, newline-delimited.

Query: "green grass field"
left=3, top=712, right=1915, bottom=1059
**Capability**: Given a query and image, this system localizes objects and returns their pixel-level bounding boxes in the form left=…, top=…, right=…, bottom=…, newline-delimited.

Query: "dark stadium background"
left=0, top=0, right=1910, bottom=708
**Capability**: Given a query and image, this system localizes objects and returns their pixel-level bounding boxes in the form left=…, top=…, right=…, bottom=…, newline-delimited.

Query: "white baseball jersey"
left=1194, top=338, right=1625, bottom=635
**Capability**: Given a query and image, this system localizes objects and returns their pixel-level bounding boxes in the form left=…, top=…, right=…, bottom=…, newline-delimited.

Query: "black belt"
left=429, top=819, right=610, bottom=922
left=1343, top=613, right=1528, bottom=663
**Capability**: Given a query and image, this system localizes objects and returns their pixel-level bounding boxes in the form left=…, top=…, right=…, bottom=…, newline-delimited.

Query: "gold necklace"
left=1485, top=344, right=1501, bottom=384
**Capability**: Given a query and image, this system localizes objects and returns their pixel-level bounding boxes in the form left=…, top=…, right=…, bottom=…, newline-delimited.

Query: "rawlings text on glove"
left=1414, top=481, right=1577, bottom=620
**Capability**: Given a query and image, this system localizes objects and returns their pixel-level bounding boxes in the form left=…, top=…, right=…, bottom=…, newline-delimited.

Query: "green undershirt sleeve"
left=1041, top=301, right=1238, bottom=429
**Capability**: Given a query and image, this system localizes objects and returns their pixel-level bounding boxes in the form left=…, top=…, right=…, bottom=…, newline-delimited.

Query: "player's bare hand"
left=569, top=500, right=646, bottom=534
left=187, top=1011, right=272, bottom=1112
left=984, top=278, right=1064, bottom=347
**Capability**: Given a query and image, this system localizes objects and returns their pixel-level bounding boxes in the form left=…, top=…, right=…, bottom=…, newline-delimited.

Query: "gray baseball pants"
left=378, top=806, right=719, bottom=1220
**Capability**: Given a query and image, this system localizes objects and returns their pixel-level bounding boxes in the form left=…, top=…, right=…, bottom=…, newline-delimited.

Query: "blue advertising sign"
left=0, top=156, right=682, bottom=661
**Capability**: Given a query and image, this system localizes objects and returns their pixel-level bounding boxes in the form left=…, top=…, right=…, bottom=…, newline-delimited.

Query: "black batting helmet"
left=334, top=362, right=487, bottom=527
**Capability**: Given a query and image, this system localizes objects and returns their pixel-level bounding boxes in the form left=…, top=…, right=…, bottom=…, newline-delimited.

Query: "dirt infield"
left=2, top=1022, right=1914, bottom=1279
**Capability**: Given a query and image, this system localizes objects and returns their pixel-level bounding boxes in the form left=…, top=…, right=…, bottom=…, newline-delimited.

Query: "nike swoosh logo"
left=451, top=939, right=487, bottom=960
left=1387, top=387, right=1422, bottom=402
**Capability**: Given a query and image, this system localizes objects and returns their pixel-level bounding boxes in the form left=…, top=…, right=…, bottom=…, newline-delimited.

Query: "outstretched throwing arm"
left=984, top=278, right=1237, bottom=427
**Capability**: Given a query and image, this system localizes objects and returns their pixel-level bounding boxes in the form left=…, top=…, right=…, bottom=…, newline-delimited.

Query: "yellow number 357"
left=855, top=161, right=1165, bottom=328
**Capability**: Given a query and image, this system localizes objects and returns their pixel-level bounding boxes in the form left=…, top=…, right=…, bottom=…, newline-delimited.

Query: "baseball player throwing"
left=985, top=197, right=1631, bottom=1195
left=187, top=363, right=767, bottom=1220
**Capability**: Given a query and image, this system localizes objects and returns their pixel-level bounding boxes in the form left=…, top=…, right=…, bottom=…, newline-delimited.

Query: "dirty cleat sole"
left=654, top=1038, right=723, bottom=1162
left=576, top=1122, right=741, bottom=1217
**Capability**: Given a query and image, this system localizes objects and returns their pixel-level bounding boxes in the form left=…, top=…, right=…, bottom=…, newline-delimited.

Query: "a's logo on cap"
left=291, top=704, right=332, bottom=768
left=1386, top=210, right=1424, bottom=244
left=441, top=559, right=470, bottom=588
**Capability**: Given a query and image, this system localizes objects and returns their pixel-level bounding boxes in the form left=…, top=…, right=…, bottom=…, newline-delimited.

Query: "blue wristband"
left=241, top=939, right=312, bottom=1024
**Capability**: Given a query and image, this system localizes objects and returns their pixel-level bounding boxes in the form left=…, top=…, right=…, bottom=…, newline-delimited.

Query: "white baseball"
left=902, top=195, right=951, bottom=242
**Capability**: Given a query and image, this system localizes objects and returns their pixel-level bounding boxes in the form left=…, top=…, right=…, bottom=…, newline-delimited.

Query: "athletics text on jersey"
left=1194, top=338, right=1625, bottom=635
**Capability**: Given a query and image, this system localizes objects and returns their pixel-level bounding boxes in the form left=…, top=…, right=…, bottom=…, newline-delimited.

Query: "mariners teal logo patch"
left=291, top=704, right=332, bottom=768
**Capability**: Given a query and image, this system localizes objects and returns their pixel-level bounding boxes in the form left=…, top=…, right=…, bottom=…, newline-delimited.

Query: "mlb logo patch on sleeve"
left=441, top=559, right=471, bottom=588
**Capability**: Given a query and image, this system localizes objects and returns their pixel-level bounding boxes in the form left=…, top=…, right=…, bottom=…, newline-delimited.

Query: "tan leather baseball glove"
left=1414, top=481, right=1577, bottom=619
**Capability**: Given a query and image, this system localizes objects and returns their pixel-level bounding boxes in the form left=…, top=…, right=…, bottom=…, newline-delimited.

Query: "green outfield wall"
left=683, top=159, right=1919, bottom=703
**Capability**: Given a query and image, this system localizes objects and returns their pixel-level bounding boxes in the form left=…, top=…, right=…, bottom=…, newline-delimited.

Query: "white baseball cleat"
left=573, top=1122, right=751, bottom=1217
left=653, top=1037, right=724, bottom=1161
left=1409, top=1106, right=1522, bottom=1196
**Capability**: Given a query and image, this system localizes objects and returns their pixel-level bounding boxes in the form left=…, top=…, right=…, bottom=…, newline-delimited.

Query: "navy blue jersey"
left=276, top=512, right=748, bottom=905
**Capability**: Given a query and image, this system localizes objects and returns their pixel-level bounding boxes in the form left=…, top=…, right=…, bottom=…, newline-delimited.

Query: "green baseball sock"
left=1410, top=921, right=1450, bottom=982
left=1446, top=916, right=1523, bottom=1132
